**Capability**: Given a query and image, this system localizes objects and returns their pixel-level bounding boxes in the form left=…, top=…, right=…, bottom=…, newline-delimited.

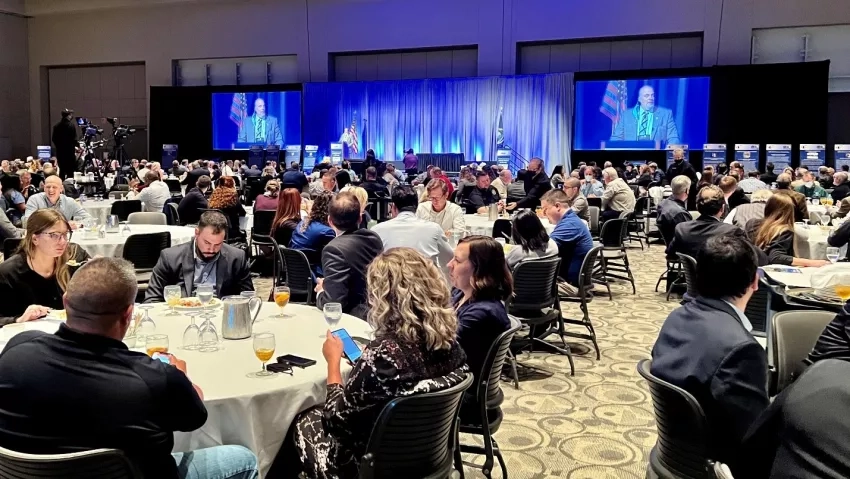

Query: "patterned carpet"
left=258, top=242, right=676, bottom=479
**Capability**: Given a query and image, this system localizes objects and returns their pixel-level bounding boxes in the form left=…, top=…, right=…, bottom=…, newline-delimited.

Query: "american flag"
left=348, top=119, right=359, bottom=155
left=599, top=80, right=627, bottom=127
left=229, top=93, right=247, bottom=128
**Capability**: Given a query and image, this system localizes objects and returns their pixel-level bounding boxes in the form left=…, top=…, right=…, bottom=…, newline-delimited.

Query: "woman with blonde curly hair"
left=282, top=247, right=469, bottom=479
left=208, top=176, right=245, bottom=239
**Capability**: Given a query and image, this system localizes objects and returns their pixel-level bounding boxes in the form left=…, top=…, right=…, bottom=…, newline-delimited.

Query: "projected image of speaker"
left=211, top=91, right=301, bottom=150
left=574, top=77, right=710, bottom=150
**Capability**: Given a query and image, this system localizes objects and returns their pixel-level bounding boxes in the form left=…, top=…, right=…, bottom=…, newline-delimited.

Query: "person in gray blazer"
left=315, top=192, right=383, bottom=320
left=144, top=211, right=254, bottom=302
left=237, top=98, right=283, bottom=146
left=610, top=85, right=680, bottom=146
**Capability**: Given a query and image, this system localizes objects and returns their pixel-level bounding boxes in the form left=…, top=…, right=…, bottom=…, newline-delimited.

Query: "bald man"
left=22, top=175, right=91, bottom=227
left=610, top=85, right=680, bottom=146
left=237, top=97, right=283, bottom=146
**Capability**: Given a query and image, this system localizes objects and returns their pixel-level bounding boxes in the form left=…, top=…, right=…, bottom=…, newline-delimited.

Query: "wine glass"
left=182, top=311, right=201, bottom=350
left=827, top=247, right=841, bottom=264
left=196, top=284, right=215, bottom=312
left=249, top=332, right=276, bottom=378
left=145, top=334, right=169, bottom=357
left=821, top=215, right=831, bottom=227
left=273, top=286, right=290, bottom=318
left=164, top=285, right=182, bottom=316
left=197, top=311, right=219, bottom=352
left=137, top=305, right=156, bottom=340
left=323, top=303, right=343, bottom=337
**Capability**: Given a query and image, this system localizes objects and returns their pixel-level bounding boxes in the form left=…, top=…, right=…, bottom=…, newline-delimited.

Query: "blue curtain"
left=303, top=73, right=572, bottom=172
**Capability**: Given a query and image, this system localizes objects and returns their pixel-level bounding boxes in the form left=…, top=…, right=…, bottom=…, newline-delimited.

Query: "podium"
left=600, top=140, right=662, bottom=150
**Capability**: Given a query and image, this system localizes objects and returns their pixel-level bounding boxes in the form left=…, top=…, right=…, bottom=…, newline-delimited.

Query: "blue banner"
left=284, top=145, right=302, bottom=168
left=765, top=144, right=792, bottom=172
left=702, top=143, right=726, bottom=169
left=303, top=145, right=318, bottom=173
left=36, top=145, right=52, bottom=161
left=836, top=145, right=850, bottom=171
left=330, top=142, right=343, bottom=166
left=800, top=144, right=825, bottom=169
left=734, top=144, right=759, bottom=172
left=666, top=144, right=689, bottom=163
left=496, top=149, right=511, bottom=169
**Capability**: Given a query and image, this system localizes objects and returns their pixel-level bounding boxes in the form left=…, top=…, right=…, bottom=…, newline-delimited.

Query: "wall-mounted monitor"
left=211, top=91, right=301, bottom=150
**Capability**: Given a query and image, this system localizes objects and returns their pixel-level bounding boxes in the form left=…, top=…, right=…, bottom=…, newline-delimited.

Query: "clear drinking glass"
left=273, top=286, right=290, bottom=318
left=249, top=332, right=276, bottom=378
left=164, top=285, right=182, bottom=316
left=182, top=311, right=201, bottom=350
left=196, top=284, right=215, bottom=311
left=197, top=311, right=219, bottom=352
left=145, top=334, right=169, bottom=357
left=137, top=305, right=156, bottom=340
left=323, top=303, right=343, bottom=337
left=827, top=247, right=841, bottom=264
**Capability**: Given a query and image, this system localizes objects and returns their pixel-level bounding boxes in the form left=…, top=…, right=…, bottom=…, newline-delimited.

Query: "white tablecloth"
left=73, top=224, right=195, bottom=258
left=794, top=224, right=846, bottom=260
left=79, top=199, right=119, bottom=224
left=0, top=303, right=371, bottom=477
left=241, top=205, right=254, bottom=232
left=461, top=214, right=589, bottom=238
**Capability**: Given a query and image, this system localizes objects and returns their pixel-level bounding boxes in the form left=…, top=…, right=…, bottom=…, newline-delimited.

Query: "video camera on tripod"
left=76, top=117, right=106, bottom=150
left=106, top=117, right=136, bottom=141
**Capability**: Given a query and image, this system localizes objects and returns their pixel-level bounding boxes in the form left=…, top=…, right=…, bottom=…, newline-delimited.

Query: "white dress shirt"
left=128, top=180, right=171, bottom=213
left=415, top=201, right=465, bottom=234
left=371, top=211, right=454, bottom=281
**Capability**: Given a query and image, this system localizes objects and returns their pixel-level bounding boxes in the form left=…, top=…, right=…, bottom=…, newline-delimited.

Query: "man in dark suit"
left=314, top=192, right=383, bottom=320
left=177, top=175, right=211, bottom=226
left=51, top=109, right=78, bottom=180
left=280, top=161, right=307, bottom=191
left=509, top=157, right=552, bottom=210
left=719, top=175, right=750, bottom=212
left=144, top=210, right=254, bottom=302
left=237, top=98, right=283, bottom=146
left=610, top=85, right=680, bottom=146
left=360, top=167, right=389, bottom=199
left=760, top=162, right=778, bottom=185
left=656, top=175, right=693, bottom=252
left=739, top=359, right=850, bottom=478
left=181, top=161, right=211, bottom=191
left=652, top=234, right=769, bottom=474
left=243, top=164, right=262, bottom=178
left=667, top=185, right=752, bottom=260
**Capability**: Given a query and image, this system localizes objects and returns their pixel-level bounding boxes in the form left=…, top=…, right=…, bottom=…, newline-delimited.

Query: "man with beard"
left=144, top=210, right=254, bottom=302
left=51, top=109, right=78, bottom=180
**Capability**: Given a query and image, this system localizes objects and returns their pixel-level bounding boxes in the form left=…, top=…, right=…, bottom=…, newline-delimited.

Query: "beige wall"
left=25, top=0, right=850, bottom=151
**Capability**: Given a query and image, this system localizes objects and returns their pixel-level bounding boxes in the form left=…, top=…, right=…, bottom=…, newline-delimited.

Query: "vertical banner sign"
left=36, top=145, right=52, bottom=161
left=496, top=149, right=511, bottom=169
left=666, top=144, right=689, bottom=163
left=284, top=145, right=302, bottom=169
left=800, top=144, right=825, bottom=169
left=734, top=144, right=760, bottom=172
left=248, top=145, right=265, bottom=169
left=330, top=143, right=343, bottom=165
left=161, top=144, right=178, bottom=165
left=765, top=144, right=792, bottom=172
left=835, top=145, right=850, bottom=171
left=264, top=145, right=280, bottom=165
left=702, top=144, right=727, bottom=169
left=303, top=145, right=319, bottom=173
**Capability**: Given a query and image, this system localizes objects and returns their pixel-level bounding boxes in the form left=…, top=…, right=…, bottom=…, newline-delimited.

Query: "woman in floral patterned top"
left=278, top=247, right=468, bottom=479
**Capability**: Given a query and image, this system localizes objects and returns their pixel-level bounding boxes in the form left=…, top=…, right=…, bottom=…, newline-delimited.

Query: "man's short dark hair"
left=696, top=235, right=757, bottom=299
left=747, top=170, right=760, bottom=178
left=198, top=210, right=228, bottom=234
left=197, top=175, right=211, bottom=190
left=696, top=185, right=725, bottom=217
left=329, top=192, right=362, bottom=232
left=476, top=170, right=489, bottom=178
left=766, top=162, right=774, bottom=172
left=391, top=185, right=418, bottom=212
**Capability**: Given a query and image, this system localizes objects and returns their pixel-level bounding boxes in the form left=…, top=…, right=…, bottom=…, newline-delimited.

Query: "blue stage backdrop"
left=303, top=73, right=572, bottom=171
left=574, top=77, right=710, bottom=150
left=212, top=91, right=301, bottom=150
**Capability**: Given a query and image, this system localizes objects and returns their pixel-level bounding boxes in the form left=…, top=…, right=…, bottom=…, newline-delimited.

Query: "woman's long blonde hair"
left=755, top=194, right=796, bottom=249
left=19, top=209, right=77, bottom=292
left=367, top=247, right=457, bottom=351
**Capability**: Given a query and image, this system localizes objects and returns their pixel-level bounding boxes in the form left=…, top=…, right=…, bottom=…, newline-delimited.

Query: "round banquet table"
left=794, top=223, right=847, bottom=260
left=73, top=224, right=195, bottom=258
left=0, top=302, right=371, bottom=478
left=79, top=198, right=119, bottom=224
left=462, top=213, right=588, bottom=238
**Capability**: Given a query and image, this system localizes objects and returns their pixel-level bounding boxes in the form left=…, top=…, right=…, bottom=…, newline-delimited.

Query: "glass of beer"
left=273, top=286, right=290, bottom=318
left=145, top=334, right=169, bottom=357
left=535, top=206, right=544, bottom=218
left=836, top=285, right=850, bottom=302
left=251, top=332, right=276, bottom=378
left=165, top=285, right=182, bottom=316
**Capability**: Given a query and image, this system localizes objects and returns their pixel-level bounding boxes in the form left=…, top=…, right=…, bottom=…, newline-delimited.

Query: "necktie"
left=639, top=112, right=649, bottom=138
left=256, top=117, right=265, bottom=141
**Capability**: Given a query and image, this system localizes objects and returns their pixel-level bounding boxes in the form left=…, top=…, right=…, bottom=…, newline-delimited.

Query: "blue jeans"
left=172, top=445, right=258, bottom=479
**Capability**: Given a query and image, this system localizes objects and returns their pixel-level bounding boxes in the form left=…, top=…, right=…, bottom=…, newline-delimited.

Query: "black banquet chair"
left=593, top=217, right=636, bottom=298
left=359, top=374, right=473, bottom=479
left=109, top=200, right=142, bottom=222
left=768, top=310, right=835, bottom=396
left=675, top=253, right=698, bottom=303
left=122, top=232, right=171, bottom=285
left=272, top=245, right=315, bottom=305
left=0, top=446, right=142, bottom=479
left=561, top=245, right=602, bottom=360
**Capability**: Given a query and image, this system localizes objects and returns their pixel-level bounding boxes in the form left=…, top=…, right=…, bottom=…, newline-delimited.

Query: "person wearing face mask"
left=508, top=157, right=551, bottom=210
left=665, top=148, right=699, bottom=192
left=795, top=171, right=828, bottom=200
left=773, top=173, right=809, bottom=222
left=579, top=166, right=604, bottom=198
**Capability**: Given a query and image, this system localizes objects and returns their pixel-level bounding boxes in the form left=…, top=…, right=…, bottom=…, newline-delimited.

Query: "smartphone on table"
left=277, top=354, right=317, bottom=368
left=332, top=328, right=363, bottom=363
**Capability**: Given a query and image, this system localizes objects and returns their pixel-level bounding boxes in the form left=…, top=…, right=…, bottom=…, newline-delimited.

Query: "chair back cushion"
left=771, top=310, right=835, bottom=394
left=122, top=232, right=171, bottom=270
left=676, top=253, right=698, bottom=299
left=109, top=200, right=142, bottom=221
left=510, top=256, right=560, bottom=311
left=0, top=446, right=141, bottom=479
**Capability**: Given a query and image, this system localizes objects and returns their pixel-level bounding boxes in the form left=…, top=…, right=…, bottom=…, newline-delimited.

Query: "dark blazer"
left=807, top=303, right=850, bottom=364
left=281, top=169, right=307, bottom=191
left=739, top=359, right=850, bottom=479
left=316, top=229, right=383, bottom=320
left=667, top=215, right=747, bottom=259
left=243, top=167, right=262, bottom=178
left=760, top=172, right=777, bottom=185
left=651, top=296, right=769, bottom=470
left=181, top=168, right=210, bottom=191
left=655, top=197, right=692, bottom=248
left=143, top=242, right=254, bottom=302
left=515, top=170, right=552, bottom=209
left=727, top=187, right=750, bottom=210
left=176, top=187, right=208, bottom=225
left=832, top=182, right=850, bottom=203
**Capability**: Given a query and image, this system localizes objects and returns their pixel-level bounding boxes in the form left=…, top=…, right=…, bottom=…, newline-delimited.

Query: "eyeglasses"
left=428, top=196, right=446, bottom=202
left=40, top=232, right=71, bottom=242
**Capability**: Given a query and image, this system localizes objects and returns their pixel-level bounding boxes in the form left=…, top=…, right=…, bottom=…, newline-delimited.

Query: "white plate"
left=172, top=297, right=222, bottom=311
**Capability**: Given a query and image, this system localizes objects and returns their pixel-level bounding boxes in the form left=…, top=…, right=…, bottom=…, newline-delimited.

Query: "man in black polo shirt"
left=0, top=257, right=258, bottom=479
left=466, top=170, right=502, bottom=214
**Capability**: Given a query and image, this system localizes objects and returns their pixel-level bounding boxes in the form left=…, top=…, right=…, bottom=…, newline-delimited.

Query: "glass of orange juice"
left=145, top=334, right=169, bottom=357
left=273, top=286, right=290, bottom=318
left=165, top=285, right=182, bottom=316
left=835, top=285, right=850, bottom=302
left=251, top=332, right=276, bottom=378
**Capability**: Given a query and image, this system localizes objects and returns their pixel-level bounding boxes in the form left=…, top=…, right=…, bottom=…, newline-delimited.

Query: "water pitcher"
left=220, top=295, right=262, bottom=340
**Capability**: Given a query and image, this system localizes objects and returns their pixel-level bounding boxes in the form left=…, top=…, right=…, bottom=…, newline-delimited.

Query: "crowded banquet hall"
left=1, top=1, right=850, bottom=478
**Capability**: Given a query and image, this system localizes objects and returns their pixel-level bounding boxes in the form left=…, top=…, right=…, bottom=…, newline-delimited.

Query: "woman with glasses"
left=415, top=179, right=465, bottom=236
left=0, top=209, right=89, bottom=326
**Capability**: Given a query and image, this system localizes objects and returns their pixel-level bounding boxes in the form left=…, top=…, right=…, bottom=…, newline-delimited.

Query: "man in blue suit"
left=610, top=85, right=680, bottom=147
left=237, top=98, right=283, bottom=146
